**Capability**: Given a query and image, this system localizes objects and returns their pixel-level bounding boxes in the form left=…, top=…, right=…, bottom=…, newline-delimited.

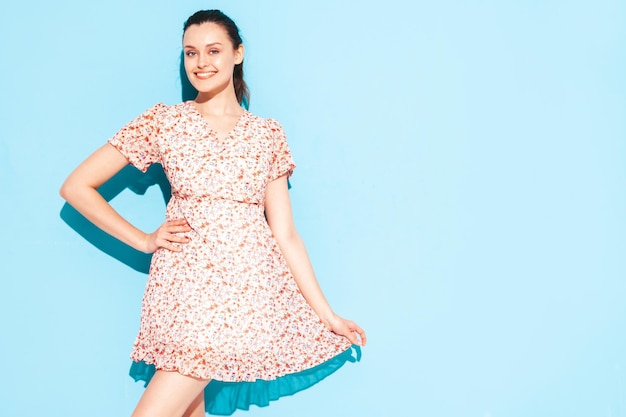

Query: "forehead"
left=183, top=22, right=232, bottom=47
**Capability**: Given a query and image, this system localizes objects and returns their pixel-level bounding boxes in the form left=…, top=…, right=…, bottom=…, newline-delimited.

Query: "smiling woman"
left=58, top=9, right=365, bottom=417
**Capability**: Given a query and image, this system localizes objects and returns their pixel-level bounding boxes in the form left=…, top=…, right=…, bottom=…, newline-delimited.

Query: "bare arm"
left=59, top=143, right=190, bottom=253
left=265, top=175, right=366, bottom=346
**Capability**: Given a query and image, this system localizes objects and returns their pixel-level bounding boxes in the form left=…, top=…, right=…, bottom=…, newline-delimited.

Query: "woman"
left=60, top=9, right=366, bottom=417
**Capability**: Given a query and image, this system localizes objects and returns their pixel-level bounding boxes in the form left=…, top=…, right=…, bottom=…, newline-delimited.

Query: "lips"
left=195, top=71, right=217, bottom=80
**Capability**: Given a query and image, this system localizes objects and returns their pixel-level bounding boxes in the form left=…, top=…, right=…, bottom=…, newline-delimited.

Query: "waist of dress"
left=171, top=194, right=263, bottom=207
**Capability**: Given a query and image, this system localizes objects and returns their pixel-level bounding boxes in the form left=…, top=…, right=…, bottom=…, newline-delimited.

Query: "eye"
left=209, top=49, right=220, bottom=55
left=185, top=51, right=197, bottom=57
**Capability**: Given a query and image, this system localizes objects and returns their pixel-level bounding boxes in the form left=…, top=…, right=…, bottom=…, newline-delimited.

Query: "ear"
left=234, top=44, right=244, bottom=65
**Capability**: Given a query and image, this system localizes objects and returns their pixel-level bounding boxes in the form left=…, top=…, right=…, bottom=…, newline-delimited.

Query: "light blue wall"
left=2, top=0, right=625, bottom=416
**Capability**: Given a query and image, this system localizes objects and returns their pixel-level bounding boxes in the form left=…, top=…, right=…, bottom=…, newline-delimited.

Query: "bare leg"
left=182, top=391, right=206, bottom=417
left=131, top=370, right=210, bottom=417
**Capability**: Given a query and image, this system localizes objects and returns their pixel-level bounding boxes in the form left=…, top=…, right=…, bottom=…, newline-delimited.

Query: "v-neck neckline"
left=185, top=101, right=247, bottom=143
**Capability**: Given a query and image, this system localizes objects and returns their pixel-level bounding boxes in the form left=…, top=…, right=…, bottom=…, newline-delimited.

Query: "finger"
left=345, top=330, right=359, bottom=345
left=162, top=225, right=192, bottom=236
left=350, top=323, right=366, bottom=346
left=168, top=233, right=191, bottom=243
left=168, top=225, right=193, bottom=233
left=164, top=223, right=191, bottom=231
left=165, top=243, right=183, bottom=252
left=158, top=239, right=184, bottom=252
left=157, top=229, right=191, bottom=243
left=165, top=218, right=190, bottom=226
left=356, top=329, right=367, bottom=346
left=161, top=222, right=190, bottom=232
left=153, top=231, right=188, bottom=249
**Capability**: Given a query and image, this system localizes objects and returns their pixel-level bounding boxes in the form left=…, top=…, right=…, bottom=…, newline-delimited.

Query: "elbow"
left=59, top=178, right=82, bottom=204
left=59, top=180, right=71, bottom=201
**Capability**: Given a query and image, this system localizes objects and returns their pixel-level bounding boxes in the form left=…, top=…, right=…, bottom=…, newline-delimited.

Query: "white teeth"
left=197, top=72, right=216, bottom=77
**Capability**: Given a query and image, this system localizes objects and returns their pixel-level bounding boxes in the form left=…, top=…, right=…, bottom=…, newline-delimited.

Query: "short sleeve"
left=107, top=103, right=165, bottom=172
left=267, top=118, right=296, bottom=182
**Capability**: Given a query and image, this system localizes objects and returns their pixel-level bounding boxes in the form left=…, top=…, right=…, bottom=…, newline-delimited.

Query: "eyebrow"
left=183, top=42, right=223, bottom=49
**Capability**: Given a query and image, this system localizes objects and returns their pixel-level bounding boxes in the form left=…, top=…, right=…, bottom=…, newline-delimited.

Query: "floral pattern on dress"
left=108, top=102, right=351, bottom=382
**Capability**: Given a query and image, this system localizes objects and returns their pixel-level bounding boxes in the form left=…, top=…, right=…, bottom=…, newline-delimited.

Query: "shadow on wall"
left=59, top=53, right=194, bottom=274
left=60, top=164, right=171, bottom=274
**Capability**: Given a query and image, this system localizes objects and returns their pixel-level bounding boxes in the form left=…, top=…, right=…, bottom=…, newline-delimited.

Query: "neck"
left=194, top=87, right=241, bottom=116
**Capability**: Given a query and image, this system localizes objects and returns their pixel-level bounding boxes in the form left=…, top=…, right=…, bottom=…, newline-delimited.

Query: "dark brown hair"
left=183, top=10, right=250, bottom=107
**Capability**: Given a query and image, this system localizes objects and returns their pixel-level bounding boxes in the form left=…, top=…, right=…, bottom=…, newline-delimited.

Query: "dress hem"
left=129, top=344, right=361, bottom=416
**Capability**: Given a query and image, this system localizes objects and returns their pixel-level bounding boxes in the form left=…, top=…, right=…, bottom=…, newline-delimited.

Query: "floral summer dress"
left=108, top=102, right=354, bottom=414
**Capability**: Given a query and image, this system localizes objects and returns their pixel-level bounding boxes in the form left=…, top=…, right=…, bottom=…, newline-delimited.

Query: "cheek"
left=183, top=58, right=194, bottom=73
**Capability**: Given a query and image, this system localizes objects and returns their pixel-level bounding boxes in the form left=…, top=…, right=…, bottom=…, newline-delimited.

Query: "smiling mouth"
left=195, top=71, right=216, bottom=79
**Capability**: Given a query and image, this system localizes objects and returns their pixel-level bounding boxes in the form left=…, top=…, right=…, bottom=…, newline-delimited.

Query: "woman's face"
left=183, top=22, right=244, bottom=98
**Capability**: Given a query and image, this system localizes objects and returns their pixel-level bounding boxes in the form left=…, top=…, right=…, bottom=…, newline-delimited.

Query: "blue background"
left=1, top=0, right=625, bottom=416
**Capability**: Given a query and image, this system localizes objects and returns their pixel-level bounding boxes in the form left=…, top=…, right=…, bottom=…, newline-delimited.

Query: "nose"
left=197, top=52, right=210, bottom=68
